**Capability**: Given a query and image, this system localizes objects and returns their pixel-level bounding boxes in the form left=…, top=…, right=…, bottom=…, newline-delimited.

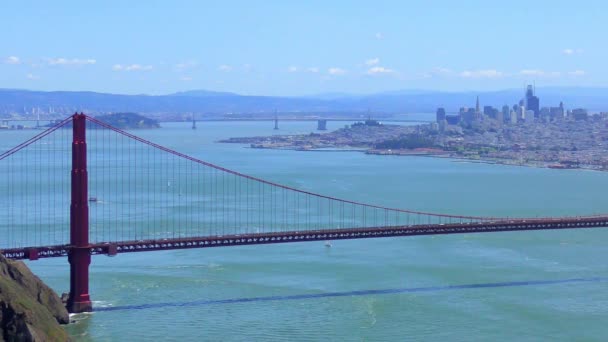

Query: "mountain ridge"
left=1, top=87, right=607, bottom=115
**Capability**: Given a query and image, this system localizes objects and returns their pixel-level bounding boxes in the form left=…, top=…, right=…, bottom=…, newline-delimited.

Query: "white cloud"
left=307, top=67, right=319, bottom=73
left=113, top=64, right=153, bottom=71
left=568, top=70, right=586, bottom=76
left=4, top=56, right=20, bottom=64
left=460, top=69, right=504, bottom=78
left=562, top=48, right=583, bottom=55
left=179, top=76, right=193, bottom=81
left=365, top=58, right=380, bottom=66
left=519, top=69, right=544, bottom=76
left=26, top=73, right=39, bottom=80
left=328, top=67, right=347, bottom=75
left=419, top=67, right=453, bottom=79
left=366, top=66, right=395, bottom=75
left=175, top=61, right=198, bottom=70
left=431, top=67, right=452, bottom=76
left=287, top=66, right=299, bottom=72
left=375, top=32, right=384, bottom=40
left=47, top=58, right=96, bottom=66
left=519, top=69, right=560, bottom=77
left=218, top=64, right=233, bottom=72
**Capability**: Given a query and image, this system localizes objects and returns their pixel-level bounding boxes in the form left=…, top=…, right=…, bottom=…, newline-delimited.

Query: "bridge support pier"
left=67, top=113, right=92, bottom=313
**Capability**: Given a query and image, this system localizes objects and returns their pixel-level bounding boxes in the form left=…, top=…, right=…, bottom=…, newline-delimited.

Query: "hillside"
left=0, top=254, right=69, bottom=341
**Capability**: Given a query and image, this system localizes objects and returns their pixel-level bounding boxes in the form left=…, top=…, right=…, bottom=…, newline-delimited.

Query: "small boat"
left=88, top=197, right=98, bottom=203
left=324, top=241, right=332, bottom=248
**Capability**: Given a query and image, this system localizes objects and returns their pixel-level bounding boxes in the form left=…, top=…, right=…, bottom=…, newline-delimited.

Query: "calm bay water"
left=6, top=120, right=608, bottom=341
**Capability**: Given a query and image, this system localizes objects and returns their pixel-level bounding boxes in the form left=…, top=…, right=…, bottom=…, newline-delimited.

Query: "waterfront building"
left=317, top=120, right=327, bottom=130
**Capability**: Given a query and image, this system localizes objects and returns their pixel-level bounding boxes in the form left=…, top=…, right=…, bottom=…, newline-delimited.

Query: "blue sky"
left=0, top=0, right=604, bottom=96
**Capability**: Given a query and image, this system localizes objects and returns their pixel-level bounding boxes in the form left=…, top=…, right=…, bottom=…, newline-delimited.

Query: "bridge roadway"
left=3, top=215, right=608, bottom=260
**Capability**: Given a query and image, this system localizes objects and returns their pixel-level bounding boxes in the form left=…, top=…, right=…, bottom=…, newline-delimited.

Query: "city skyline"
left=1, top=0, right=604, bottom=96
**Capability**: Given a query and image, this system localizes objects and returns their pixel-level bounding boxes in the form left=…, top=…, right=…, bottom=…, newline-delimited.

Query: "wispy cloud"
left=562, top=48, right=583, bottom=55
left=375, top=32, right=384, bottom=40
left=460, top=69, right=504, bottom=78
left=47, top=58, right=96, bottom=66
left=568, top=70, right=586, bottom=76
left=419, top=67, right=453, bottom=79
left=519, top=69, right=560, bottom=77
left=179, top=75, right=193, bottom=81
left=366, top=66, right=395, bottom=75
left=287, top=66, right=299, bottom=72
left=433, top=67, right=452, bottom=74
left=365, top=58, right=379, bottom=66
left=26, top=73, right=39, bottom=80
left=4, top=56, right=20, bottom=64
left=328, top=67, right=347, bottom=75
left=112, top=64, right=153, bottom=71
left=307, top=67, right=319, bottom=73
left=218, top=64, right=233, bottom=72
left=175, top=61, right=198, bottom=70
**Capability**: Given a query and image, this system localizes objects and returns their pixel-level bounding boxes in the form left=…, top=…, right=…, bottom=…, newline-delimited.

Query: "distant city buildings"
left=525, top=85, right=540, bottom=117
left=436, top=85, right=586, bottom=128
left=436, top=107, right=446, bottom=122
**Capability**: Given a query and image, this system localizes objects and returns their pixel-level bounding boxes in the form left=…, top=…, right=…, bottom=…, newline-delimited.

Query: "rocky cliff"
left=0, top=253, right=69, bottom=341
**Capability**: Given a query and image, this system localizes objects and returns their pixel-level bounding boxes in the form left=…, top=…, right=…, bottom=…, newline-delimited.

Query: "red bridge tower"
left=67, top=113, right=92, bottom=313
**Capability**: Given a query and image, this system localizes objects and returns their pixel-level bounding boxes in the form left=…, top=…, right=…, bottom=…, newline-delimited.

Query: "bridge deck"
left=4, top=216, right=607, bottom=260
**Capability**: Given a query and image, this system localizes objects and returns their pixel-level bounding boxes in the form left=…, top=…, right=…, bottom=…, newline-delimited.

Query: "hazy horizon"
left=3, top=85, right=608, bottom=98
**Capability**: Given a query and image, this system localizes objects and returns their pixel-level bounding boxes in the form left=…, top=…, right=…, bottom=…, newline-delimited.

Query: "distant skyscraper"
left=436, top=107, right=446, bottom=123
left=524, top=85, right=540, bottom=117
left=502, top=105, right=510, bottom=123
left=475, top=96, right=481, bottom=120
left=483, top=106, right=494, bottom=118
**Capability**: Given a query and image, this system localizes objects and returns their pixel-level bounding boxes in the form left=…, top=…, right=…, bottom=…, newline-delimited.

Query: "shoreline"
left=240, top=144, right=603, bottom=172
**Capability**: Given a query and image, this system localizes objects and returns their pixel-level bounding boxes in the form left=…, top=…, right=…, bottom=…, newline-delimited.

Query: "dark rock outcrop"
left=0, top=253, right=69, bottom=341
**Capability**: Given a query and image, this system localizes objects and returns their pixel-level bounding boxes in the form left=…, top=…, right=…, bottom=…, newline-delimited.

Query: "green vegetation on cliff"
left=0, top=254, right=69, bottom=341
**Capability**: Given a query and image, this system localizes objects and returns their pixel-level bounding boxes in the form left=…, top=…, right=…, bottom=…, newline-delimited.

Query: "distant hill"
left=170, top=90, right=239, bottom=97
left=1, top=87, right=607, bottom=117
left=93, top=112, right=160, bottom=129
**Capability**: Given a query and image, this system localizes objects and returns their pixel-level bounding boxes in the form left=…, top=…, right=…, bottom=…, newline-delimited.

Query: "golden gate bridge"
left=1, top=113, right=607, bottom=313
